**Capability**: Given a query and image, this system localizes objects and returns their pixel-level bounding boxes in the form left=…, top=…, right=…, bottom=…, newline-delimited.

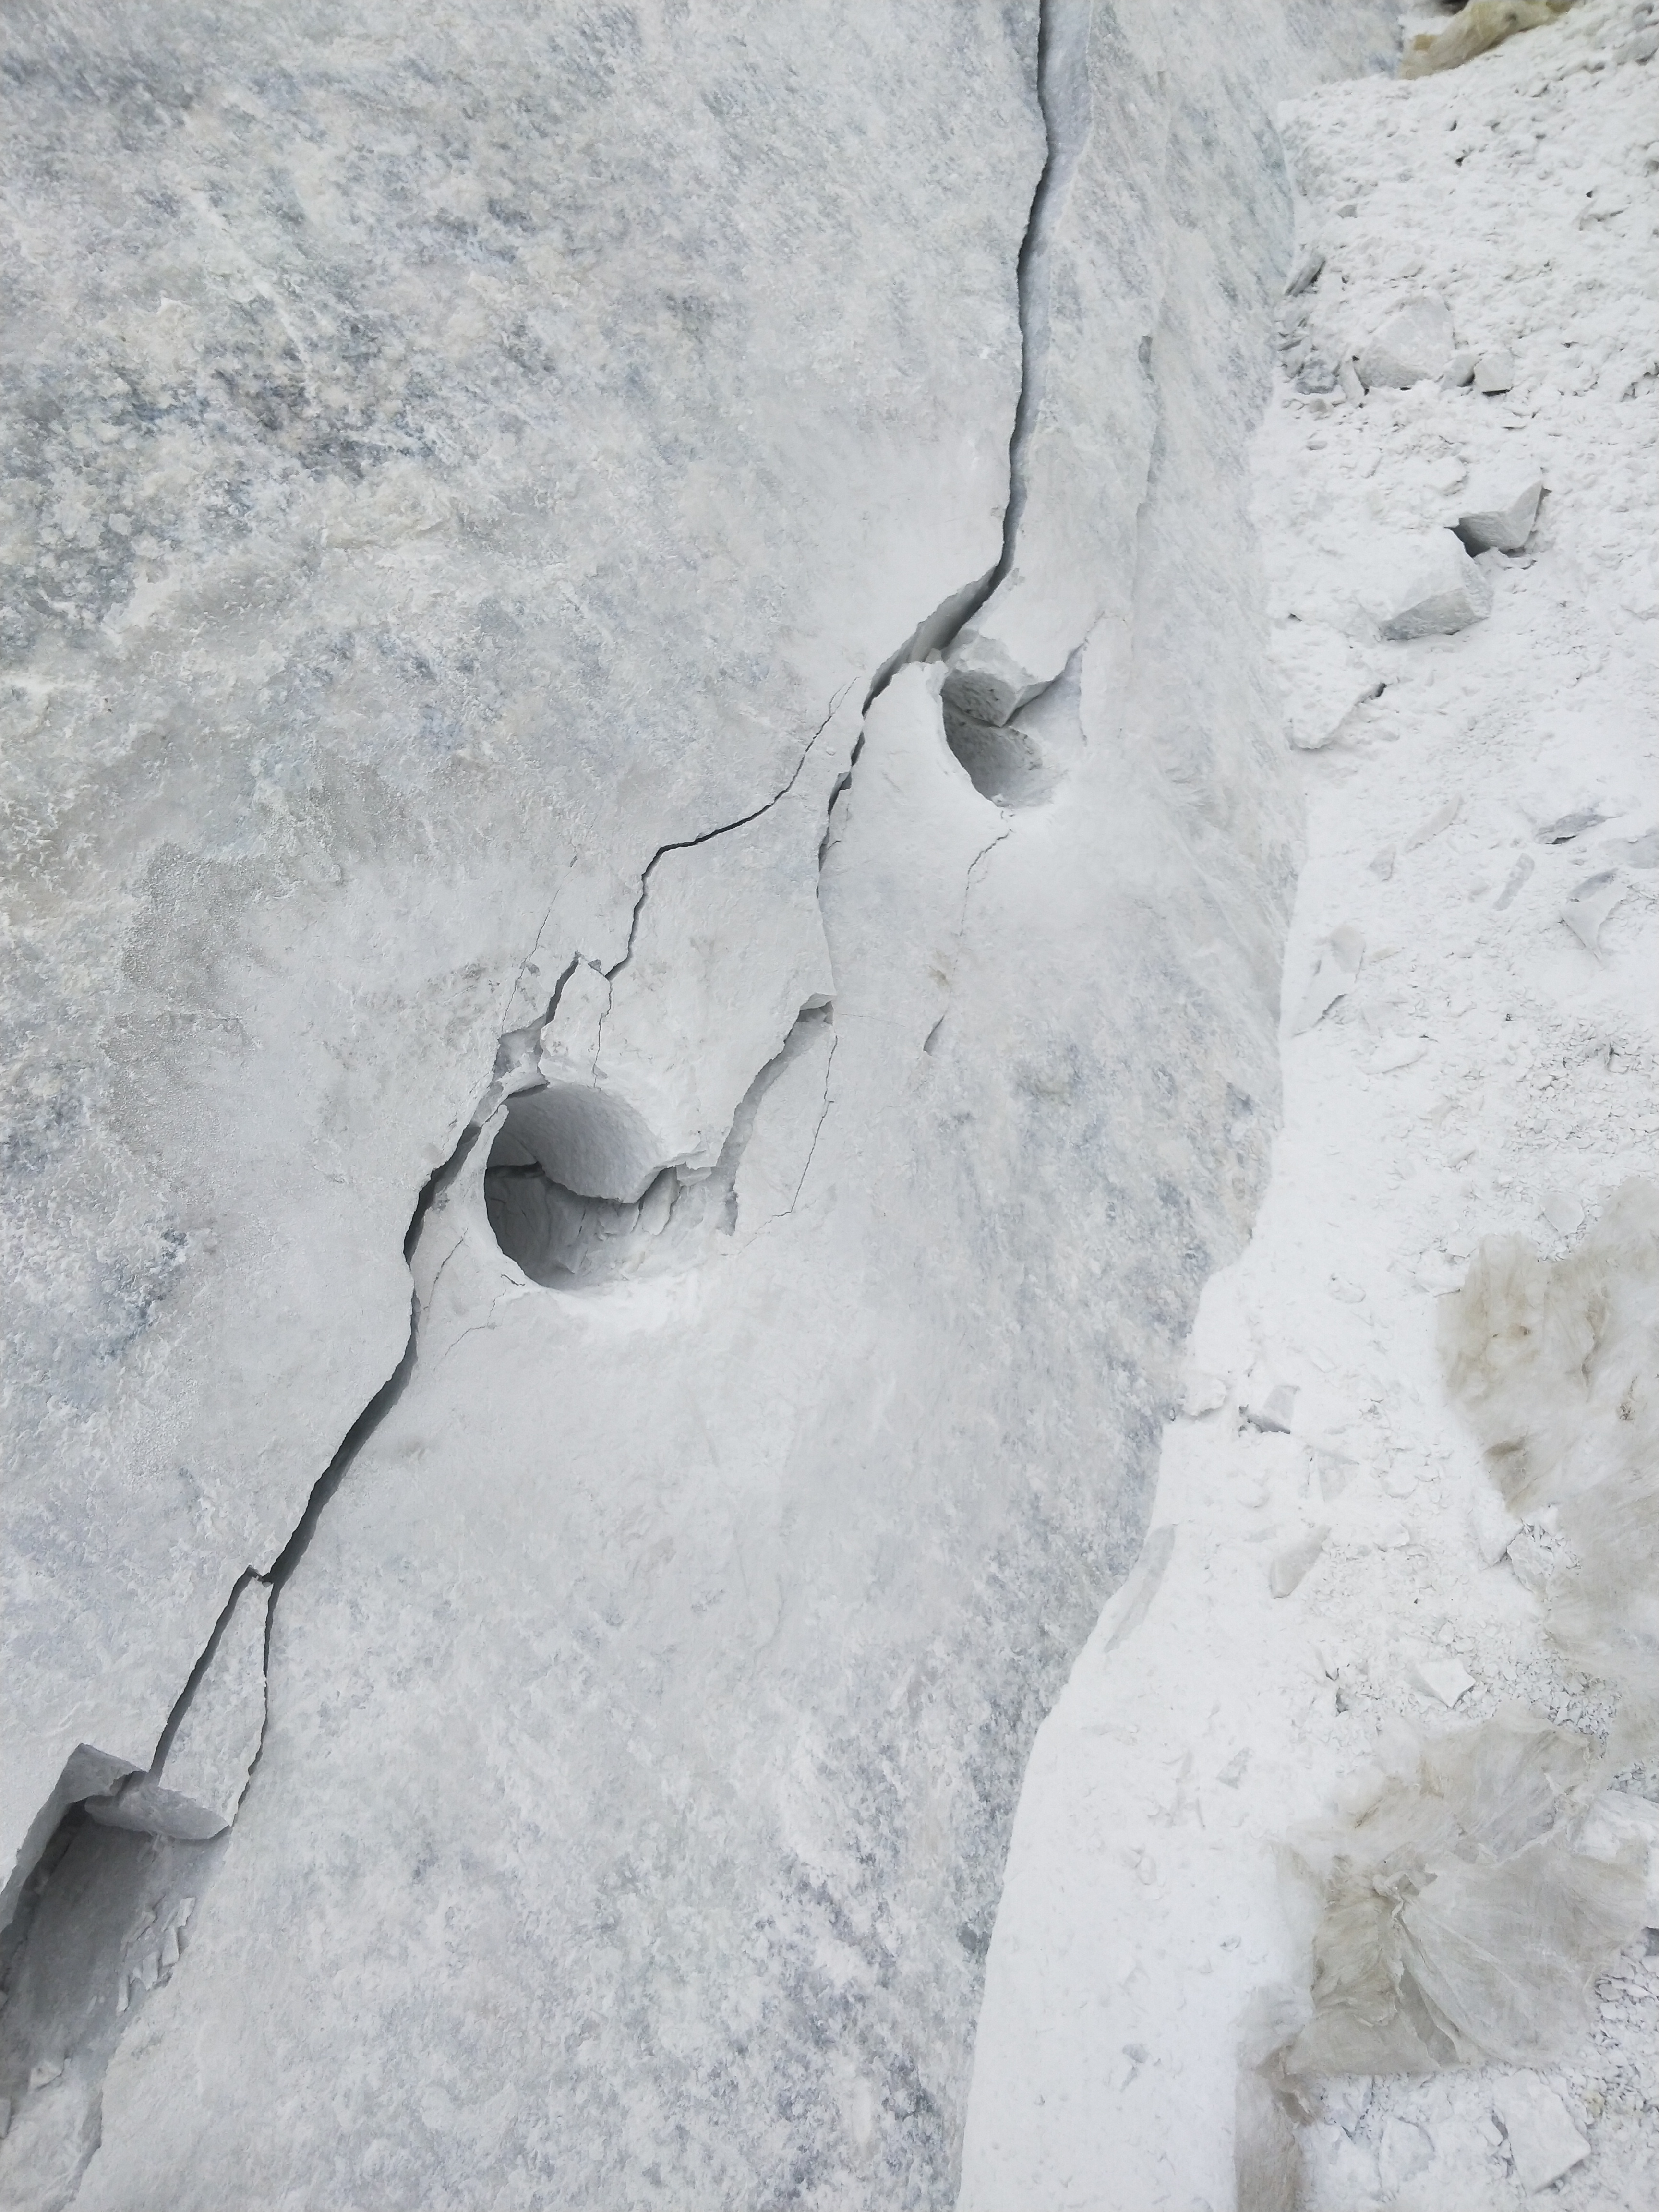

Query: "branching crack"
left=602, top=680, right=853, bottom=992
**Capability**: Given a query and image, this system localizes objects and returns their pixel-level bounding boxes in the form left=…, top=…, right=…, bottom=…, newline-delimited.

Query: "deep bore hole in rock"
left=940, top=652, right=1083, bottom=810
left=483, top=1085, right=677, bottom=1286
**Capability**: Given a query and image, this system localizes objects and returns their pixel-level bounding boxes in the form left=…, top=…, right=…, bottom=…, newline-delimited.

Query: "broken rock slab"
left=1290, top=925, right=1365, bottom=1034
left=1562, top=870, right=1625, bottom=953
left=1270, top=1525, right=1329, bottom=1598
left=1456, top=463, right=1544, bottom=554
left=1276, top=624, right=1383, bottom=751
left=1491, top=2076, right=1590, bottom=2193
left=86, top=1579, right=271, bottom=1842
left=1365, top=530, right=1493, bottom=641
left=1357, top=294, right=1455, bottom=389
left=1474, top=347, right=1516, bottom=393
left=1246, top=1380, right=1300, bottom=1434
left=1283, top=244, right=1325, bottom=297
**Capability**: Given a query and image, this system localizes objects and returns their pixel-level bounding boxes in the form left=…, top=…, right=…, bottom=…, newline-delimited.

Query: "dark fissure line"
left=260, top=1120, right=487, bottom=1623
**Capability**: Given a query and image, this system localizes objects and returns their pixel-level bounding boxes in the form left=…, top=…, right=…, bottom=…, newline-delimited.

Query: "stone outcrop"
left=2, top=1, right=1395, bottom=2203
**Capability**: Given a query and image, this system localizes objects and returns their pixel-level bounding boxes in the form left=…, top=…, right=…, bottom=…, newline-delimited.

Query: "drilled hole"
left=942, top=701, right=1053, bottom=807
left=482, top=1087, right=679, bottom=1286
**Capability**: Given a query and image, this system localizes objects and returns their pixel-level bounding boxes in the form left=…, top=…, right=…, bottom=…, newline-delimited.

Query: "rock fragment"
left=1182, top=1370, right=1228, bottom=1418
left=1540, top=1191, right=1584, bottom=1236
left=1371, top=1038, right=1427, bottom=1073
left=1471, top=1486, right=1523, bottom=1567
left=1405, top=798, right=1460, bottom=852
left=1368, top=531, right=1492, bottom=641
left=1284, top=245, right=1325, bottom=296
left=1413, top=1655, right=1475, bottom=1707
left=1491, top=2077, right=1589, bottom=2193
left=1535, top=807, right=1605, bottom=844
left=1493, top=854, right=1534, bottom=908
left=1290, top=925, right=1365, bottom=1033
left=1357, top=294, right=1455, bottom=389
left=1247, top=1381, right=1300, bottom=1434
left=1378, top=2117, right=1433, bottom=2193
left=1561, top=870, right=1625, bottom=953
left=1474, top=348, right=1515, bottom=393
left=1279, top=627, right=1382, bottom=751
left=1457, top=465, right=1544, bottom=554
left=1269, top=1527, right=1329, bottom=1597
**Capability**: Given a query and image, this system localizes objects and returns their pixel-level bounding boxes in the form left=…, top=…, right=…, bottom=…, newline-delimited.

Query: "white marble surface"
left=2, top=0, right=1396, bottom=2203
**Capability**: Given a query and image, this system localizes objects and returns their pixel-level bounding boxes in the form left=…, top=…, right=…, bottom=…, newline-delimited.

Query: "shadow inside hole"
left=484, top=1143, right=681, bottom=1287
left=941, top=648, right=1083, bottom=809
left=943, top=703, right=1053, bottom=807
left=0, top=1804, right=221, bottom=2204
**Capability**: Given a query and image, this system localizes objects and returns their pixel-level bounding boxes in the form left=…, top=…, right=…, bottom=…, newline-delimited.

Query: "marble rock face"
left=2, top=0, right=1393, bottom=2205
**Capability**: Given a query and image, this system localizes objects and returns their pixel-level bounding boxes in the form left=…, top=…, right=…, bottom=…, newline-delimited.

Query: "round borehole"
left=483, top=1086, right=674, bottom=1286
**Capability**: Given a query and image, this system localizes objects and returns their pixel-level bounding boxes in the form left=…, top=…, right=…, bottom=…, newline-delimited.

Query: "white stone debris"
left=962, top=1, right=1659, bottom=2206
left=1412, top=1653, right=1476, bottom=1706
left=1491, top=2076, right=1590, bottom=2192
left=1277, top=624, right=1384, bottom=751
left=1474, top=346, right=1517, bottom=392
left=1182, top=1370, right=1229, bottom=1419
left=1357, top=293, right=1456, bottom=389
left=1246, top=1380, right=1300, bottom=1434
left=1561, top=868, right=1627, bottom=952
left=1290, top=925, right=1365, bottom=1032
left=1456, top=463, right=1545, bottom=554
left=1539, top=1189, right=1586, bottom=1236
left=1367, top=529, right=1494, bottom=640
left=1403, top=0, right=1575, bottom=80
left=1404, top=797, right=1460, bottom=851
left=1270, top=1527, right=1329, bottom=1598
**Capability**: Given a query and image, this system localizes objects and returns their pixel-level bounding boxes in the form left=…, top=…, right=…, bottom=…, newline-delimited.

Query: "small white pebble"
left=1414, top=1656, right=1476, bottom=1707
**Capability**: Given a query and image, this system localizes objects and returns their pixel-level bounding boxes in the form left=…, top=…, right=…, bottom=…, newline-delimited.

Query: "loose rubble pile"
left=962, top=4, right=1657, bottom=2205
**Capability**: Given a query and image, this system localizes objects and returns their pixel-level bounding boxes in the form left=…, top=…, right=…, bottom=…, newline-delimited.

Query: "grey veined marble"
left=1, top=1, right=1394, bottom=2204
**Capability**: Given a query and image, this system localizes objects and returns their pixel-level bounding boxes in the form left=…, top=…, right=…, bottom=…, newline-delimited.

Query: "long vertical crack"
left=1, top=10, right=1073, bottom=2192
left=833, top=0, right=1079, bottom=846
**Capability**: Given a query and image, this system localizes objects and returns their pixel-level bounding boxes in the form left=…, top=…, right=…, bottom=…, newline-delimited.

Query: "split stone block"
left=1357, top=294, right=1454, bottom=389
left=1457, top=465, right=1543, bottom=553
left=1368, top=530, right=1492, bottom=641
left=1491, top=2078, right=1588, bottom=2194
left=1474, top=348, right=1515, bottom=393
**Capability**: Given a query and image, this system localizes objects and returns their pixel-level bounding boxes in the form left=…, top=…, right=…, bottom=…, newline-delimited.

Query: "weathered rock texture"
left=2, top=0, right=1392, bottom=2204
